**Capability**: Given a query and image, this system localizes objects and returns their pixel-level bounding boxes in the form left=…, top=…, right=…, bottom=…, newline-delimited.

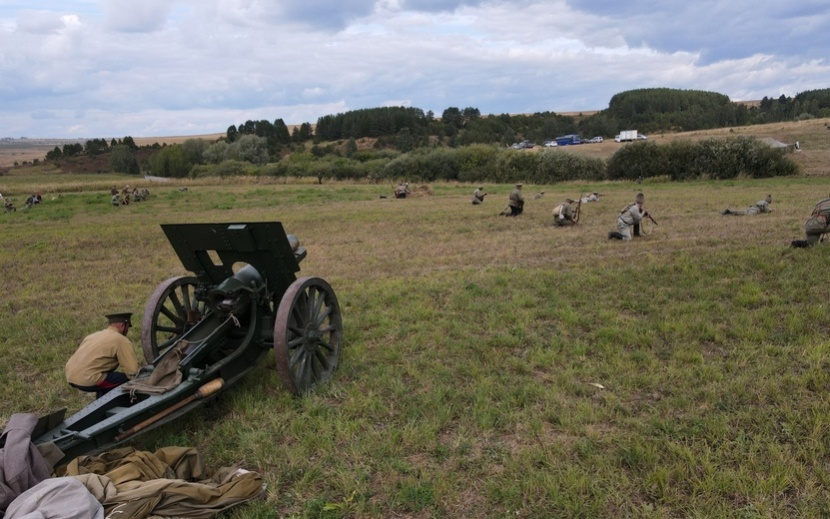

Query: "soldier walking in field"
left=722, top=194, right=772, bottom=215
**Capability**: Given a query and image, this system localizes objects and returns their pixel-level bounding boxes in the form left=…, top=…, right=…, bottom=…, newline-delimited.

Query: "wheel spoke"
left=180, top=285, right=192, bottom=312
left=168, top=289, right=186, bottom=317
left=287, top=336, right=305, bottom=348
left=159, top=305, right=183, bottom=325
left=314, top=348, right=330, bottom=371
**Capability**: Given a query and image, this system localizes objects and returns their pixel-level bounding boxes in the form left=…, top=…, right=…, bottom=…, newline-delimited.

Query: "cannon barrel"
left=206, top=264, right=266, bottom=314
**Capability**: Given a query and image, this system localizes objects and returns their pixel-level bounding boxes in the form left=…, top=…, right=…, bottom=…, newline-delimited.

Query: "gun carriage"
left=34, top=222, right=342, bottom=466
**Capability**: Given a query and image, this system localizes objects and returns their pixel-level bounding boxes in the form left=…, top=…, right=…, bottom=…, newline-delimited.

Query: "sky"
left=1, top=0, right=828, bottom=139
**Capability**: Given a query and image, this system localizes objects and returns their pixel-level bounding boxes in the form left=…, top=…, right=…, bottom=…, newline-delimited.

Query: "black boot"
left=791, top=240, right=812, bottom=248
left=633, top=223, right=641, bottom=237
left=608, top=231, right=624, bottom=240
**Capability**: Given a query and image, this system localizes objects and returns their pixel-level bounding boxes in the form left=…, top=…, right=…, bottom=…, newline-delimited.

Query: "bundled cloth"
left=56, top=446, right=266, bottom=518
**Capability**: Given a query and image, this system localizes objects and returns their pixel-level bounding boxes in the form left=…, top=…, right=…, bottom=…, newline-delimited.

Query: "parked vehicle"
left=543, top=140, right=558, bottom=148
left=587, top=136, right=603, bottom=143
left=510, top=140, right=534, bottom=149
left=555, top=134, right=582, bottom=146
left=637, top=133, right=648, bottom=140
left=614, top=130, right=638, bottom=143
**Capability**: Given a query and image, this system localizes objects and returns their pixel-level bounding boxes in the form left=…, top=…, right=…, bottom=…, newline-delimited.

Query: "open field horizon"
left=4, top=166, right=830, bottom=516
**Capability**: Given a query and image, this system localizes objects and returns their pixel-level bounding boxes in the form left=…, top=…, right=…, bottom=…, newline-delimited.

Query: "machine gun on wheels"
left=35, top=222, right=343, bottom=467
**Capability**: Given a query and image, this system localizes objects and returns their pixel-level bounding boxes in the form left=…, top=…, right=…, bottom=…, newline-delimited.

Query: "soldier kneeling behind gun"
left=792, top=194, right=830, bottom=247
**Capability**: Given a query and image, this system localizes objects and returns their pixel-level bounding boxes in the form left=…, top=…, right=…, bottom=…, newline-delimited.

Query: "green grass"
left=3, top=173, right=830, bottom=517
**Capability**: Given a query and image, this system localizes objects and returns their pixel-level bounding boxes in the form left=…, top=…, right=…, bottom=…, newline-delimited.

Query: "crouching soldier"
left=471, top=186, right=486, bottom=205
left=552, top=198, right=577, bottom=226
left=792, top=195, right=830, bottom=247
left=65, top=312, right=142, bottom=398
left=394, top=182, right=411, bottom=199
left=609, top=193, right=648, bottom=241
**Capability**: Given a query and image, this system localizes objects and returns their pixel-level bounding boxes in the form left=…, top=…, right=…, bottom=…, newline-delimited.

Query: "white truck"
left=615, top=130, right=638, bottom=142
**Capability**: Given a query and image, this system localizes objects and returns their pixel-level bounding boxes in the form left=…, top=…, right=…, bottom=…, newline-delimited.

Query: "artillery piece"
left=34, top=222, right=342, bottom=467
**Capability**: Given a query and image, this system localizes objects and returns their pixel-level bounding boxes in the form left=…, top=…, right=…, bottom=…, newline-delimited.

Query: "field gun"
left=34, top=222, right=342, bottom=466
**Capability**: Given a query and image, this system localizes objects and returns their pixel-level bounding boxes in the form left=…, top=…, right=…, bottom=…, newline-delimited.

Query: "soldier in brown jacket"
left=65, top=312, right=141, bottom=398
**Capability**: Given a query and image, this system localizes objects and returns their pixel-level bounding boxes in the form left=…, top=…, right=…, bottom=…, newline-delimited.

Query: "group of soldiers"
left=470, top=182, right=830, bottom=247
left=490, top=183, right=610, bottom=229
left=110, top=185, right=149, bottom=206
left=2, top=192, right=42, bottom=213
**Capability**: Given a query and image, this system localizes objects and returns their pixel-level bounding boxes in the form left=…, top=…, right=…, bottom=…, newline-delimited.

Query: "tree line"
left=42, top=86, right=824, bottom=180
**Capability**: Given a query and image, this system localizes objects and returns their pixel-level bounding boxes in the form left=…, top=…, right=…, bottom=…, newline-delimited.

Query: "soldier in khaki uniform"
left=471, top=186, right=486, bottom=205
left=65, top=312, right=141, bottom=398
left=609, top=193, right=648, bottom=241
left=792, top=195, right=830, bottom=247
left=500, top=183, right=525, bottom=216
left=722, top=194, right=772, bottom=215
left=552, top=198, right=577, bottom=226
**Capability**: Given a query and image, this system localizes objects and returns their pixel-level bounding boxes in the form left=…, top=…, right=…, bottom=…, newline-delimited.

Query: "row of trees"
left=45, top=136, right=138, bottom=161
left=142, top=136, right=798, bottom=183
left=44, top=87, right=822, bottom=181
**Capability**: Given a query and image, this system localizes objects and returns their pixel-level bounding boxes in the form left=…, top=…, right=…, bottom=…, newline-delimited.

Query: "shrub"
left=535, top=151, right=606, bottom=182
left=109, top=145, right=140, bottom=174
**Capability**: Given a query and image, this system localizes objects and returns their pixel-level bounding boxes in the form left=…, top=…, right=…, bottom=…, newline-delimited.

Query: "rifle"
left=573, top=194, right=583, bottom=223
left=646, top=212, right=658, bottom=226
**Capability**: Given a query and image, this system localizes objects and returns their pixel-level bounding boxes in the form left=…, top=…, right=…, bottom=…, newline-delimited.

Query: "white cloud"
left=0, top=0, right=827, bottom=137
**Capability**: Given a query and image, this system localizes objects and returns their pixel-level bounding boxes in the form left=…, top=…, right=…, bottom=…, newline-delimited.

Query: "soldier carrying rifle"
left=609, top=193, right=656, bottom=241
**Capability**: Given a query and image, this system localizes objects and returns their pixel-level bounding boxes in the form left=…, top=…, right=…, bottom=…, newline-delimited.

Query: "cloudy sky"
left=1, top=0, right=828, bottom=139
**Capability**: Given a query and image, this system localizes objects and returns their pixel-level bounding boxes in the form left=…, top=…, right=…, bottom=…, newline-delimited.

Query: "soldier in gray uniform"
left=471, top=186, right=486, bottom=205
left=792, top=195, right=830, bottom=247
left=609, top=193, right=648, bottom=241
left=504, top=183, right=525, bottom=216
left=552, top=199, right=577, bottom=226
left=394, top=182, right=411, bottom=199
left=722, top=194, right=772, bottom=215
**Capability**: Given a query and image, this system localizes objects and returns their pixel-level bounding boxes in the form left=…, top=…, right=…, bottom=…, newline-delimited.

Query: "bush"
left=109, top=145, right=140, bottom=174
left=608, top=137, right=799, bottom=181
left=535, top=150, right=606, bottom=182
left=606, top=142, right=668, bottom=181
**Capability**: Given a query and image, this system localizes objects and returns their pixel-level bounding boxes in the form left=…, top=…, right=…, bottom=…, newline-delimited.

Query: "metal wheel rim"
left=141, top=276, right=206, bottom=364
left=274, top=277, right=342, bottom=395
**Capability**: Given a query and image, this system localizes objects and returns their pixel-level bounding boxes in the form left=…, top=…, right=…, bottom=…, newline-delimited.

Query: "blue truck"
left=555, top=134, right=582, bottom=146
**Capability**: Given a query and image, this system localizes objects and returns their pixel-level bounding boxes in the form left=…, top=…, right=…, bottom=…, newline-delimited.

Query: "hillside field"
left=2, top=119, right=830, bottom=517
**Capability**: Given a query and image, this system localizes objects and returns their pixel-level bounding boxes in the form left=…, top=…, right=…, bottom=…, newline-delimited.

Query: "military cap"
left=516, top=183, right=523, bottom=187
left=635, top=193, right=645, bottom=203
left=106, top=312, right=133, bottom=326
left=565, top=198, right=575, bottom=203
left=765, top=194, right=772, bottom=203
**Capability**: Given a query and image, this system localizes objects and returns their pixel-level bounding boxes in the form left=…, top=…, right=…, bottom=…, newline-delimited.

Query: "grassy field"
left=3, top=123, right=830, bottom=517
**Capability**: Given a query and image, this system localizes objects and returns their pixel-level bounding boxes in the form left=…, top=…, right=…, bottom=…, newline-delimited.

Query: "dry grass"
left=3, top=174, right=830, bottom=517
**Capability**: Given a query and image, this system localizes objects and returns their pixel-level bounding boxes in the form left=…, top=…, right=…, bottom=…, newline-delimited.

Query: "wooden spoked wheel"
left=141, top=276, right=206, bottom=364
left=274, top=277, right=342, bottom=395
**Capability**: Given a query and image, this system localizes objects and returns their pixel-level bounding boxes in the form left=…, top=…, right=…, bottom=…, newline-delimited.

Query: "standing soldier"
left=722, top=194, right=772, bottom=215
left=609, top=193, right=649, bottom=241
left=471, top=186, right=487, bottom=205
left=501, top=183, right=525, bottom=216
left=792, top=194, right=830, bottom=247
left=552, top=198, right=577, bottom=226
